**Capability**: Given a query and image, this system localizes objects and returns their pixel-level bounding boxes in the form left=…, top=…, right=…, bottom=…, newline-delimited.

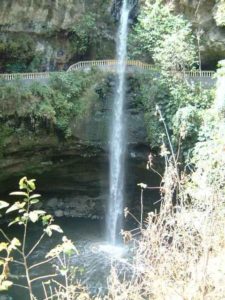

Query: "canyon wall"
left=1, top=0, right=224, bottom=71
left=0, top=0, right=115, bottom=72
left=170, top=0, right=225, bottom=68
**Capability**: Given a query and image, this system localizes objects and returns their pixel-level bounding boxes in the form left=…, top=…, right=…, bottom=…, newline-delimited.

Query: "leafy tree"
left=191, top=61, right=225, bottom=187
left=69, top=13, right=98, bottom=55
left=129, top=0, right=197, bottom=71
left=137, top=73, right=214, bottom=156
left=214, top=0, right=225, bottom=26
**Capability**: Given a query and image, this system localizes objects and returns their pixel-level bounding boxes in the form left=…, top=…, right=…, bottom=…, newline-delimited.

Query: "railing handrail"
left=67, top=60, right=156, bottom=71
left=0, top=71, right=62, bottom=81
left=0, top=60, right=215, bottom=81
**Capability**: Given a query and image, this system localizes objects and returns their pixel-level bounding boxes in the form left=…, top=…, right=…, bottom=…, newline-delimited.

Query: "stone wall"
left=170, top=0, right=225, bottom=68
left=0, top=0, right=115, bottom=71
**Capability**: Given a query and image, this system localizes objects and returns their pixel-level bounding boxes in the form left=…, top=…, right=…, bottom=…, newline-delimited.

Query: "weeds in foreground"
left=0, top=177, right=81, bottom=300
left=107, top=106, right=225, bottom=299
left=110, top=161, right=225, bottom=299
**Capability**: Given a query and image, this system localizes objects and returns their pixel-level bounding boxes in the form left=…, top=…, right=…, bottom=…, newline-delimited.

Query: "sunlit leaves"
left=6, top=202, right=26, bottom=214
left=30, top=199, right=39, bottom=205
left=9, top=191, right=28, bottom=197
left=44, top=226, right=52, bottom=237
left=46, top=236, right=77, bottom=258
left=0, top=238, right=20, bottom=291
left=19, top=177, right=36, bottom=191
left=28, top=210, right=45, bottom=223
left=0, top=280, right=13, bottom=291
left=130, top=0, right=197, bottom=70
left=44, top=224, right=63, bottom=237
left=8, top=238, right=21, bottom=251
left=214, top=0, right=225, bottom=26
left=30, top=194, right=41, bottom=199
left=0, top=243, right=8, bottom=252
left=19, top=176, right=28, bottom=190
left=137, top=183, right=148, bottom=189
left=0, top=201, right=9, bottom=210
left=49, top=225, right=63, bottom=233
left=28, top=211, right=39, bottom=223
left=8, top=217, right=21, bottom=227
left=42, top=214, right=53, bottom=226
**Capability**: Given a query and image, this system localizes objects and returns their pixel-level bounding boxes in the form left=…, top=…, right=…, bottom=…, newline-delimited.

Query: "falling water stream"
left=107, top=0, right=130, bottom=245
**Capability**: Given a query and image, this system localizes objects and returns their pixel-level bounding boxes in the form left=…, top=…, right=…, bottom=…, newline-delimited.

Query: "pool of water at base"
left=2, top=218, right=133, bottom=300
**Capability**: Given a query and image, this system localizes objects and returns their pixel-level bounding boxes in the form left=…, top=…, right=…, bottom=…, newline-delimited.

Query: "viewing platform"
left=0, top=59, right=215, bottom=87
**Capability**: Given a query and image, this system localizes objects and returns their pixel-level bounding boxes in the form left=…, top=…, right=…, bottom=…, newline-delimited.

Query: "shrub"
left=0, top=70, right=104, bottom=140
left=136, top=73, right=214, bottom=157
left=129, top=0, right=197, bottom=71
left=0, top=34, right=39, bottom=73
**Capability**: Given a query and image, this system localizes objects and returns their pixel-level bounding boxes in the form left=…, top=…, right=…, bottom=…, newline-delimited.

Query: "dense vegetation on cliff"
left=0, top=70, right=103, bottom=138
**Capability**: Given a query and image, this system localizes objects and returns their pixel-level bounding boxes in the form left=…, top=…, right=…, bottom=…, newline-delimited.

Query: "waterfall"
left=107, top=0, right=130, bottom=245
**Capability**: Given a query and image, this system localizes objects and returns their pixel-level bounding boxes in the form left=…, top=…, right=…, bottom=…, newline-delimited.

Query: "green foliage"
left=137, top=73, right=214, bottom=154
left=172, top=105, right=202, bottom=142
left=0, top=34, right=42, bottom=73
left=214, top=0, right=225, bottom=26
left=69, top=13, right=98, bottom=55
left=215, top=60, right=225, bottom=115
left=191, top=64, right=225, bottom=188
left=0, top=237, right=20, bottom=291
left=49, top=70, right=102, bottom=136
left=0, top=70, right=103, bottom=139
left=0, top=124, right=13, bottom=155
left=0, top=34, right=35, bottom=61
left=191, top=111, right=225, bottom=190
left=129, top=0, right=197, bottom=70
left=153, top=27, right=197, bottom=71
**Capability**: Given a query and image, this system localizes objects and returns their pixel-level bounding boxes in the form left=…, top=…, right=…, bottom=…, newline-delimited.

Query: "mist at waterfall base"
left=107, top=0, right=130, bottom=246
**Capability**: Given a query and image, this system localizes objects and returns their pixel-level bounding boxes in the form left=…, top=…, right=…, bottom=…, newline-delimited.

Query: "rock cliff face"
left=170, top=0, right=225, bottom=68
left=0, top=74, right=153, bottom=219
left=0, top=0, right=115, bottom=72
left=0, top=0, right=224, bottom=71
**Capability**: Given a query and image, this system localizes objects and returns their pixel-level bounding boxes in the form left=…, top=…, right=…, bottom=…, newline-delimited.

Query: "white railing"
left=67, top=59, right=156, bottom=71
left=0, top=60, right=215, bottom=81
left=184, top=70, right=215, bottom=78
left=0, top=72, right=51, bottom=81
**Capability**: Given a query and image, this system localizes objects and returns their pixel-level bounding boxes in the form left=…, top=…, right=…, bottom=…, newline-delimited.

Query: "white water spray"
left=107, top=0, right=130, bottom=245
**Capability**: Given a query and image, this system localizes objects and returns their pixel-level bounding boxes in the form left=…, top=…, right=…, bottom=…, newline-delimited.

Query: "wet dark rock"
left=111, top=0, right=139, bottom=21
left=0, top=74, right=154, bottom=219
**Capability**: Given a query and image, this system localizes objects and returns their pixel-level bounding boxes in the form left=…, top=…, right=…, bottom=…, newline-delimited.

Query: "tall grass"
left=106, top=157, right=225, bottom=299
